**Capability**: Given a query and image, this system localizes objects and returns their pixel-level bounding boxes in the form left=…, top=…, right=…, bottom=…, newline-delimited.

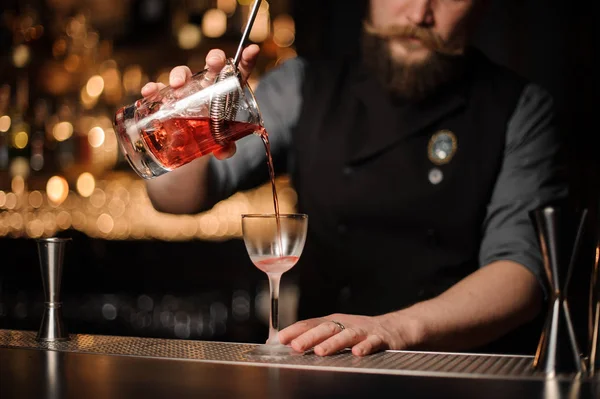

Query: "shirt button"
left=342, top=166, right=353, bottom=176
left=337, top=224, right=348, bottom=234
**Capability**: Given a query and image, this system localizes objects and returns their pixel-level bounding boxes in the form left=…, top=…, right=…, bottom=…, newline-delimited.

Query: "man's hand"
left=279, top=261, right=542, bottom=357
left=279, top=313, right=423, bottom=357
left=140, top=44, right=260, bottom=160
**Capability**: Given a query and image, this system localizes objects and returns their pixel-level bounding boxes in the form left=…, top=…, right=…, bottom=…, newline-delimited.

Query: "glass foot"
left=246, top=343, right=304, bottom=359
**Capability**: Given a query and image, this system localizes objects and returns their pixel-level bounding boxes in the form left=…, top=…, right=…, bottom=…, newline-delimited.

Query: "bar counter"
left=1, top=329, right=597, bottom=398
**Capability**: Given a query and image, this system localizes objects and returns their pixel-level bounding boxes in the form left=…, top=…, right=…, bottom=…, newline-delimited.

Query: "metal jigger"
left=36, top=237, right=71, bottom=342
left=588, top=234, right=599, bottom=376
left=531, top=206, right=587, bottom=377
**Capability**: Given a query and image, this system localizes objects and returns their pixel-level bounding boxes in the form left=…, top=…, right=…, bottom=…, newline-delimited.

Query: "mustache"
left=363, top=22, right=463, bottom=56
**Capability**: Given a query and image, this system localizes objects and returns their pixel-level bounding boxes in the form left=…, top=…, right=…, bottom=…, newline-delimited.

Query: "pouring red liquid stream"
left=141, top=116, right=283, bottom=255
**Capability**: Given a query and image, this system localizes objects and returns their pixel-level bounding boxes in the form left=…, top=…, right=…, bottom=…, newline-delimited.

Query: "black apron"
left=286, top=49, right=536, bottom=352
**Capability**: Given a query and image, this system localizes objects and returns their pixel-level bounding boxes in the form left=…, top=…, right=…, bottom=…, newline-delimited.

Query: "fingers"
left=238, top=44, right=260, bottom=82
left=204, top=45, right=259, bottom=82
left=213, top=143, right=236, bottom=160
left=169, top=65, right=193, bottom=88
left=351, top=334, right=386, bottom=357
left=146, top=45, right=259, bottom=97
left=204, top=49, right=227, bottom=75
left=280, top=316, right=391, bottom=357
left=141, top=82, right=166, bottom=98
left=279, top=318, right=321, bottom=346
left=291, top=321, right=342, bottom=353
left=314, top=327, right=364, bottom=356
left=141, top=64, right=190, bottom=98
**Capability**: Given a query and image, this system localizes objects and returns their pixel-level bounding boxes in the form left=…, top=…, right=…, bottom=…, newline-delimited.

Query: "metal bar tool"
left=531, top=206, right=587, bottom=377
left=36, top=237, right=71, bottom=342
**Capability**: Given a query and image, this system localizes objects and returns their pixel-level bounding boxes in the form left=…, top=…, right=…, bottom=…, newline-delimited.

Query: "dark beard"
left=360, top=28, right=467, bottom=102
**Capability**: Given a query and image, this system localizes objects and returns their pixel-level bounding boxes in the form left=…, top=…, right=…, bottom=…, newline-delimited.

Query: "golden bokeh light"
left=273, top=27, right=295, bottom=47
left=96, top=115, right=113, bottom=129
left=202, top=9, right=227, bottom=38
left=77, top=116, right=96, bottom=136
left=10, top=213, right=24, bottom=230
left=273, top=14, right=295, bottom=48
left=0, top=155, right=296, bottom=240
left=86, top=75, right=105, bottom=97
left=123, top=65, right=143, bottom=93
left=26, top=219, right=44, bottom=238
left=5, top=193, right=17, bottom=209
left=13, top=45, right=31, bottom=68
left=10, top=157, right=30, bottom=178
left=249, top=8, right=270, bottom=43
left=52, top=121, right=73, bottom=141
left=181, top=217, right=198, bottom=237
left=178, top=23, right=202, bottom=50
left=156, top=70, right=170, bottom=86
left=42, top=212, right=57, bottom=230
left=101, top=64, right=123, bottom=104
left=46, top=176, right=69, bottom=205
left=71, top=211, right=87, bottom=230
left=29, top=191, right=44, bottom=208
left=101, top=128, right=119, bottom=168
left=90, top=188, right=106, bottom=208
left=108, top=198, right=125, bottom=218
left=101, top=67, right=121, bottom=92
left=200, top=214, right=219, bottom=236
left=11, top=176, right=25, bottom=194
left=273, top=14, right=295, bottom=31
left=64, top=54, right=80, bottom=72
left=97, top=213, right=114, bottom=234
left=0, top=115, right=11, bottom=132
left=13, top=131, right=29, bottom=149
left=88, top=126, right=105, bottom=147
left=66, top=17, right=84, bottom=38
left=100, top=59, right=118, bottom=72
left=80, top=86, right=98, bottom=109
left=76, top=172, right=96, bottom=197
left=56, top=211, right=72, bottom=230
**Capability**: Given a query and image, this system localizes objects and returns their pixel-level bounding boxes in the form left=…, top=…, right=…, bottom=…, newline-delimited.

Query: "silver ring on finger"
left=330, top=320, right=346, bottom=332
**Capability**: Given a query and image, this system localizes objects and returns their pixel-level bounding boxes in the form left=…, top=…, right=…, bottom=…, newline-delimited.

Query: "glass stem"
left=266, top=272, right=282, bottom=345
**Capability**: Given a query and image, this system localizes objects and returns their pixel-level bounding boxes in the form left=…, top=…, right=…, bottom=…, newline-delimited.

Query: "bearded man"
left=142, top=0, right=567, bottom=356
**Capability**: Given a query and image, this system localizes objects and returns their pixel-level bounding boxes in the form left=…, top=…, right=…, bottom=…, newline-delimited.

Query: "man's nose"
left=406, top=0, right=434, bottom=27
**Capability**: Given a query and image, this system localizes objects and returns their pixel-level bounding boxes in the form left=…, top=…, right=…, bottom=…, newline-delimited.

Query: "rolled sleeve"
left=479, top=83, right=569, bottom=295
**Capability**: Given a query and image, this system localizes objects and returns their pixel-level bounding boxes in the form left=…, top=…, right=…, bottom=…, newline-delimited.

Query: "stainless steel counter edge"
left=0, top=329, right=588, bottom=382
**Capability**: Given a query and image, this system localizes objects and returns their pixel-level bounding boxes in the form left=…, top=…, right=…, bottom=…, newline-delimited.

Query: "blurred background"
left=0, top=0, right=597, bottom=350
